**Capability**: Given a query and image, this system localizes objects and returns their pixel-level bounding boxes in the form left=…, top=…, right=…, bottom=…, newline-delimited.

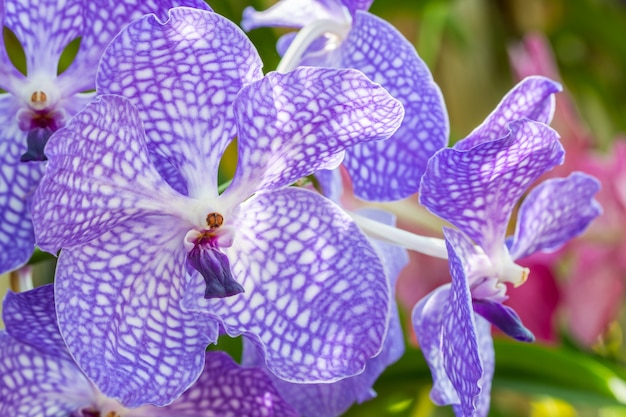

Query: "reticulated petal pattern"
left=509, top=172, right=602, bottom=260
left=32, top=95, right=186, bottom=254
left=419, top=119, right=564, bottom=259
left=340, top=11, right=449, bottom=201
left=57, top=0, right=211, bottom=95
left=455, top=76, right=561, bottom=150
left=187, top=187, right=390, bottom=383
left=224, top=67, right=403, bottom=204
left=97, top=8, right=263, bottom=198
left=0, top=116, right=43, bottom=274
left=242, top=207, right=406, bottom=417
left=441, top=227, right=483, bottom=417
left=152, top=351, right=298, bottom=417
left=2, top=285, right=69, bottom=360
left=412, top=285, right=459, bottom=406
left=3, top=0, right=82, bottom=76
left=0, top=333, right=95, bottom=417
left=54, top=216, right=217, bottom=407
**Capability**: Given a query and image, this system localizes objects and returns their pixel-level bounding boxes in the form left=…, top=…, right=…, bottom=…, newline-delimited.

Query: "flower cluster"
left=0, top=1, right=602, bottom=417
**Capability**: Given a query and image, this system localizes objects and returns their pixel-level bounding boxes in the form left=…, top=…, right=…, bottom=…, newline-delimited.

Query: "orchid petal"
left=56, top=1, right=211, bottom=95
left=241, top=0, right=335, bottom=31
left=0, top=333, right=95, bottom=417
left=315, top=168, right=343, bottom=202
left=0, top=112, right=42, bottom=273
left=509, top=172, right=602, bottom=260
left=3, top=0, right=82, bottom=76
left=187, top=187, right=390, bottom=383
left=420, top=119, right=564, bottom=259
left=32, top=95, right=187, bottom=254
left=54, top=216, right=217, bottom=408
left=412, top=285, right=459, bottom=405
left=97, top=8, right=263, bottom=198
left=242, top=207, right=406, bottom=417
left=138, top=351, right=298, bottom=417
left=339, top=0, right=373, bottom=15
left=2, top=284, right=69, bottom=359
left=455, top=76, right=561, bottom=150
left=473, top=299, right=534, bottom=342
left=441, top=228, right=484, bottom=417
left=224, top=67, right=403, bottom=204
left=340, top=11, right=449, bottom=201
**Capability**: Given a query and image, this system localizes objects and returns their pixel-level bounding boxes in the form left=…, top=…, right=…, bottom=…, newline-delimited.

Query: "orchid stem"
left=349, top=211, right=449, bottom=259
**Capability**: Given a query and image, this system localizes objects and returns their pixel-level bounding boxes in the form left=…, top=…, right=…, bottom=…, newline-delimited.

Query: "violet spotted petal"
left=339, top=0, right=373, bottom=16
left=145, top=351, right=298, bottom=417
left=509, top=172, right=602, bottom=260
left=186, top=187, right=391, bottom=383
left=32, top=94, right=187, bottom=254
left=241, top=207, right=406, bottom=417
left=473, top=299, right=534, bottom=342
left=0, top=119, right=43, bottom=274
left=0, top=333, right=95, bottom=417
left=223, top=67, right=403, bottom=204
left=412, top=285, right=459, bottom=405
left=419, top=119, right=564, bottom=259
left=54, top=216, right=218, bottom=408
left=455, top=76, right=561, bottom=150
left=340, top=11, right=449, bottom=201
left=97, top=8, right=263, bottom=198
left=441, top=229, right=483, bottom=417
left=2, top=285, right=69, bottom=360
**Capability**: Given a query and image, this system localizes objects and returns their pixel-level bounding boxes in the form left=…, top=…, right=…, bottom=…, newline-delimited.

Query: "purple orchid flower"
left=412, top=78, right=602, bottom=416
left=0, top=0, right=209, bottom=275
left=0, top=284, right=298, bottom=417
left=32, top=8, right=404, bottom=407
left=242, top=0, right=449, bottom=202
left=242, top=208, right=408, bottom=417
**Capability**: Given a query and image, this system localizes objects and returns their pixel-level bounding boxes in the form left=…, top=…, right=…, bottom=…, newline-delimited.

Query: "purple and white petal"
left=143, top=351, right=298, bottom=417
left=473, top=299, right=534, bottom=342
left=54, top=216, right=218, bottom=407
left=241, top=0, right=335, bottom=31
left=339, top=0, right=373, bottom=16
left=2, top=285, right=70, bottom=359
left=339, top=11, right=449, bottom=201
left=97, top=8, right=263, bottom=198
left=441, top=228, right=483, bottom=417
left=187, top=187, right=390, bottom=383
left=243, top=208, right=406, bottom=417
left=412, top=285, right=459, bottom=406
left=3, top=0, right=82, bottom=76
left=0, top=112, right=43, bottom=274
left=455, top=76, right=561, bottom=150
left=509, top=172, right=602, bottom=260
left=456, top=316, right=494, bottom=417
left=223, top=67, right=403, bottom=204
left=32, top=95, right=187, bottom=254
left=57, top=1, right=211, bottom=95
left=315, top=168, right=343, bottom=202
left=419, top=119, right=564, bottom=259
left=0, top=333, right=95, bottom=417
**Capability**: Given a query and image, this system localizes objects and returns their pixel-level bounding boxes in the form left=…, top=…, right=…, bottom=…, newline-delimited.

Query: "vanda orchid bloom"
left=412, top=86, right=601, bottom=415
left=0, top=0, right=209, bottom=274
left=32, top=8, right=404, bottom=408
left=0, top=285, right=298, bottom=417
left=242, top=0, right=448, bottom=201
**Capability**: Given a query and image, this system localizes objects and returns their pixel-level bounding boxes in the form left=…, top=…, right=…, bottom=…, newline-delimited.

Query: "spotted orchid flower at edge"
left=242, top=208, right=409, bottom=417
left=411, top=84, right=602, bottom=415
left=0, top=284, right=298, bottom=417
left=242, top=0, right=449, bottom=202
left=0, top=0, right=209, bottom=274
left=32, top=8, right=404, bottom=408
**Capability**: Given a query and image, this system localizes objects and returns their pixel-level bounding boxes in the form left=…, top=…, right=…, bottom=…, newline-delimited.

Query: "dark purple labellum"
left=473, top=298, right=535, bottom=342
left=188, top=244, right=244, bottom=299
left=20, top=127, right=53, bottom=162
left=70, top=408, right=101, bottom=417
